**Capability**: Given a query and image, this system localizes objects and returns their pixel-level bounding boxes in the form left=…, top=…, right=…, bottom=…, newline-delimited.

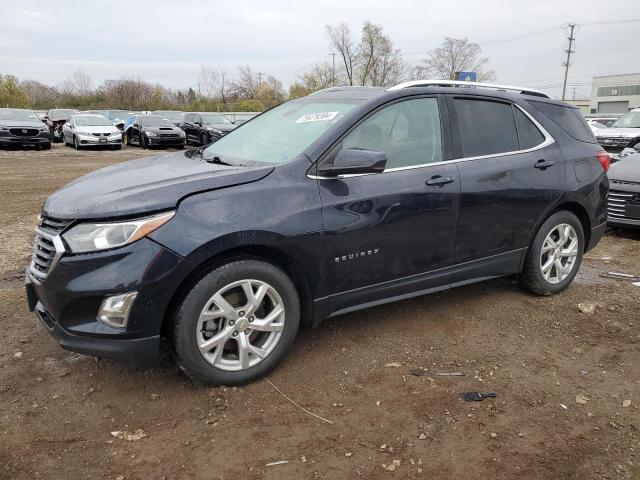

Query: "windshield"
left=74, top=115, right=112, bottom=126
left=109, top=110, right=130, bottom=121
left=610, top=111, right=640, bottom=129
left=203, top=99, right=361, bottom=164
left=141, top=116, right=174, bottom=127
left=0, top=109, right=39, bottom=122
left=201, top=114, right=232, bottom=125
left=49, top=109, right=77, bottom=119
left=155, top=111, right=184, bottom=123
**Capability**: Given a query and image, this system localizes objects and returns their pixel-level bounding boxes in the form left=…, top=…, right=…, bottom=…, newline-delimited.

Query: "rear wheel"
left=521, top=211, right=584, bottom=295
left=173, top=259, right=300, bottom=385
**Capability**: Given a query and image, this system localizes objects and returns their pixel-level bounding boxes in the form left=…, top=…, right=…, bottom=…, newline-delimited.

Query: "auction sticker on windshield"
left=295, top=111, right=339, bottom=124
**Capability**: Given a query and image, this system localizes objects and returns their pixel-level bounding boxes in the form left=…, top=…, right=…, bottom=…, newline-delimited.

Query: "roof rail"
left=387, top=80, right=550, bottom=98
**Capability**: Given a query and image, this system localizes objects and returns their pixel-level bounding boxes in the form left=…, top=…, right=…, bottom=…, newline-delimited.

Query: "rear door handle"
left=426, top=175, right=455, bottom=187
left=534, top=159, right=555, bottom=169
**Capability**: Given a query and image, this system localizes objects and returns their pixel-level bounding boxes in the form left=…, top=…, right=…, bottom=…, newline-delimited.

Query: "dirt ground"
left=0, top=143, right=639, bottom=480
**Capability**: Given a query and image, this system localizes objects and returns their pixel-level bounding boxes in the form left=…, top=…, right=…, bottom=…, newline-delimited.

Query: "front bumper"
left=147, top=136, right=185, bottom=147
left=0, top=133, right=50, bottom=146
left=25, top=237, right=194, bottom=364
left=76, top=135, right=122, bottom=146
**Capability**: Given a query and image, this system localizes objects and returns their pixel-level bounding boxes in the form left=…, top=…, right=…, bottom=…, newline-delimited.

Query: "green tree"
left=0, top=75, right=30, bottom=108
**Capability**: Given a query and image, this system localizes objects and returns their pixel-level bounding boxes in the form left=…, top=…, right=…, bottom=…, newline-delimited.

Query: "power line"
left=478, top=25, right=564, bottom=46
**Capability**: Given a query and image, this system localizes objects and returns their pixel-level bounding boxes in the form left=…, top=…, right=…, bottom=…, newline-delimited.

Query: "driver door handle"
left=426, top=175, right=455, bottom=187
left=534, top=159, right=555, bottom=169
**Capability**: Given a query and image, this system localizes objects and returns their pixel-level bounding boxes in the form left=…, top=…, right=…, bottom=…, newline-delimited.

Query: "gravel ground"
left=1, top=143, right=639, bottom=480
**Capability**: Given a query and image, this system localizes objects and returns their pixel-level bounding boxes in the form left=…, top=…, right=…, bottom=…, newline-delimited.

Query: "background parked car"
left=62, top=113, right=122, bottom=150
left=594, top=108, right=640, bottom=162
left=125, top=114, right=185, bottom=148
left=153, top=110, right=185, bottom=126
left=106, top=110, right=133, bottom=131
left=607, top=152, right=640, bottom=228
left=0, top=108, right=51, bottom=149
left=180, top=112, right=236, bottom=145
left=584, top=115, right=621, bottom=128
left=45, top=108, right=79, bottom=143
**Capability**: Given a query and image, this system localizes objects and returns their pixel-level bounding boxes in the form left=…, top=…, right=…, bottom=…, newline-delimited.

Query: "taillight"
left=596, top=151, right=610, bottom=172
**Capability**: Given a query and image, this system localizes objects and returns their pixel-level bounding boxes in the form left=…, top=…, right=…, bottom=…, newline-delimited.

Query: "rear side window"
left=530, top=101, right=596, bottom=143
left=514, top=107, right=545, bottom=149
left=454, top=98, right=519, bottom=157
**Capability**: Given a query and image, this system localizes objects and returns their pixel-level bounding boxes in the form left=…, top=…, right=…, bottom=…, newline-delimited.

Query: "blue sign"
left=457, top=71, right=477, bottom=82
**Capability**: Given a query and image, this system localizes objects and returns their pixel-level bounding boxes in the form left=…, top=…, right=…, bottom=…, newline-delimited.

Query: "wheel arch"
left=161, top=244, right=315, bottom=339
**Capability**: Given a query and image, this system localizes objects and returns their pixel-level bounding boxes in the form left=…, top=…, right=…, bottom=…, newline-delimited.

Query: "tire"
left=140, top=133, right=147, bottom=149
left=123, top=132, right=129, bottom=146
left=114, top=144, right=122, bottom=150
left=521, top=210, right=584, bottom=296
left=43, top=142, right=51, bottom=150
left=200, top=132, right=209, bottom=146
left=73, top=135, right=80, bottom=150
left=173, top=259, right=300, bottom=385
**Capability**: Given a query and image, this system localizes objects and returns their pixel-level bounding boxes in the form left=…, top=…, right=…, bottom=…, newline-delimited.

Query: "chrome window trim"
left=28, top=228, right=66, bottom=284
left=308, top=103, right=554, bottom=180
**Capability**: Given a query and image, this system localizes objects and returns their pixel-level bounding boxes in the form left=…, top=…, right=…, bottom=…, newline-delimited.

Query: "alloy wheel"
left=539, top=223, right=579, bottom=284
left=196, top=279, right=285, bottom=371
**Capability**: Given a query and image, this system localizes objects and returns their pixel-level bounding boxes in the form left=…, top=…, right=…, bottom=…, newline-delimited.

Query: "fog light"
left=98, top=292, right=137, bottom=328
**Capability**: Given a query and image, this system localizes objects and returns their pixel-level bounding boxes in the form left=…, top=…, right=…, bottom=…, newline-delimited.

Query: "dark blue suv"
left=26, top=81, right=609, bottom=385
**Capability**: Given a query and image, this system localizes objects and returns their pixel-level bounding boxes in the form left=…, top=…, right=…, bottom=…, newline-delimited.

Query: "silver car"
left=62, top=114, right=123, bottom=150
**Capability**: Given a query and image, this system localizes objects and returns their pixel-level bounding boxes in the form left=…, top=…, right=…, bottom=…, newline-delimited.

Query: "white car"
left=63, top=114, right=123, bottom=150
left=595, top=108, right=640, bottom=162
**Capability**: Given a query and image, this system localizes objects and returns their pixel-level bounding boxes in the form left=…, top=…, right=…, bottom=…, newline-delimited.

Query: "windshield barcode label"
left=295, top=112, right=339, bottom=124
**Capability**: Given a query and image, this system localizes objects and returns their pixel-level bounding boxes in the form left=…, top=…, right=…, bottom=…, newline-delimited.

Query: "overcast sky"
left=2, top=0, right=639, bottom=100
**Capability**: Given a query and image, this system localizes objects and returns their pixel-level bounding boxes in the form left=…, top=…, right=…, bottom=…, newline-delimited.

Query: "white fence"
left=222, top=112, right=260, bottom=123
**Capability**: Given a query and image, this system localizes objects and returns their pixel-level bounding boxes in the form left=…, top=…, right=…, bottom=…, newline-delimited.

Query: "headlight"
left=62, top=211, right=175, bottom=253
left=39, top=126, right=48, bottom=132
left=207, top=127, right=223, bottom=134
left=145, top=131, right=157, bottom=137
left=110, top=132, right=122, bottom=137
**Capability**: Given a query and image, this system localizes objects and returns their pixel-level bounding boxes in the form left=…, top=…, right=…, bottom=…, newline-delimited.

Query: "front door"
left=448, top=96, right=564, bottom=282
left=318, top=96, right=460, bottom=313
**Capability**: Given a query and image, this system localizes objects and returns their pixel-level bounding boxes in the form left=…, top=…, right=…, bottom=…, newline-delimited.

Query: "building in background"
left=565, top=99, right=590, bottom=115
left=590, top=73, right=640, bottom=114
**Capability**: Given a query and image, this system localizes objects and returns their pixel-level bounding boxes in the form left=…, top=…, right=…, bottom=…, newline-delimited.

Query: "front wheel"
left=173, top=259, right=300, bottom=385
left=521, top=211, right=584, bottom=295
left=73, top=135, right=80, bottom=150
left=140, top=133, right=147, bottom=149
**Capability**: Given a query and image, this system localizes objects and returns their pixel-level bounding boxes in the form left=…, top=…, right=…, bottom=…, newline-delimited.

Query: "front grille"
left=161, top=133, right=180, bottom=138
left=597, top=137, right=633, bottom=149
left=91, top=133, right=110, bottom=137
left=9, top=128, right=39, bottom=137
left=29, top=216, right=71, bottom=281
left=607, top=190, right=640, bottom=221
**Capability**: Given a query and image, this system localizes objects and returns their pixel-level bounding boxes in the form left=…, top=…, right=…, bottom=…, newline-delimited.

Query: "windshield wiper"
left=205, top=155, right=233, bottom=166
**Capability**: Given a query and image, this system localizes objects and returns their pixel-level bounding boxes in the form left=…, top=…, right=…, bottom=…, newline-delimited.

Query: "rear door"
left=318, top=96, right=460, bottom=312
left=450, top=96, right=564, bottom=281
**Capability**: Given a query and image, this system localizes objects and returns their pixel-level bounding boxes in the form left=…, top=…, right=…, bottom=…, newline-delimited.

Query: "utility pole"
left=256, top=72, right=264, bottom=97
left=572, top=86, right=577, bottom=100
left=561, top=22, right=576, bottom=101
left=330, top=53, right=337, bottom=86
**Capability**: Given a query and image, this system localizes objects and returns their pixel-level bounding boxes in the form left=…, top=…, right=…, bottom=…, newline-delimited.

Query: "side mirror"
left=318, top=149, right=387, bottom=177
left=195, top=121, right=202, bottom=127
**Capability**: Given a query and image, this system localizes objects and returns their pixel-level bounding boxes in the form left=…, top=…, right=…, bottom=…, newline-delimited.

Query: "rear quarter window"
left=530, top=101, right=596, bottom=144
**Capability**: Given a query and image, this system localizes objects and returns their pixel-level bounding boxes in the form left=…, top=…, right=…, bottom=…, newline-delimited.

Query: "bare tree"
left=60, top=69, right=93, bottom=96
left=326, top=23, right=356, bottom=86
left=197, top=65, right=231, bottom=105
left=357, top=22, right=409, bottom=87
left=416, top=37, right=495, bottom=82
left=231, top=66, right=260, bottom=99
left=291, top=62, right=335, bottom=96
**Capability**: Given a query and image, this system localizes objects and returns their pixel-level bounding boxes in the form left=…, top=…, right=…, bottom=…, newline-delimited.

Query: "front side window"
left=339, top=97, right=443, bottom=169
left=610, top=110, right=640, bottom=129
left=454, top=98, right=519, bottom=157
left=203, top=99, right=361, bottom=165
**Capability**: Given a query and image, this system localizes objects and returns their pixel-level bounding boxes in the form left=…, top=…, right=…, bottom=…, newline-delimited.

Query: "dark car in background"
left=0, top=108, right=51, bottom=149
left=606, top=152, right=640, bottom=228
left=26, top=81, right=608, bottom=385
left=45, top=108, right=79, bottom=143
left=107, top=110, right=133, bottom=131
left=181, top=112, right=236, bottom=145
left=125, top=114, right=185, bottom=148
left=153, top=110, right=185, bottom=126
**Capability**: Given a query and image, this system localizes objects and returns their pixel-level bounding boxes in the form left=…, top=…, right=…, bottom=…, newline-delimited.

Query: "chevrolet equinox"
left=26, top=81, right=609, bottom=385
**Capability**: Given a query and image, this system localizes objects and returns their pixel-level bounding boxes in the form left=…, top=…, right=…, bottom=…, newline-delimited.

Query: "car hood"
left=43, top=151, right=274, bottom=220
left=596, top=128, right=640, bottom=138
left=75, top=125, right=120, bottom=134
left=608, top=154, right=640, bottom=182
left=0, top=120, right=44, bottom=128
left=205, top=123, right=236, bottom=132
left=144, top=126, right=182, bottom=133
